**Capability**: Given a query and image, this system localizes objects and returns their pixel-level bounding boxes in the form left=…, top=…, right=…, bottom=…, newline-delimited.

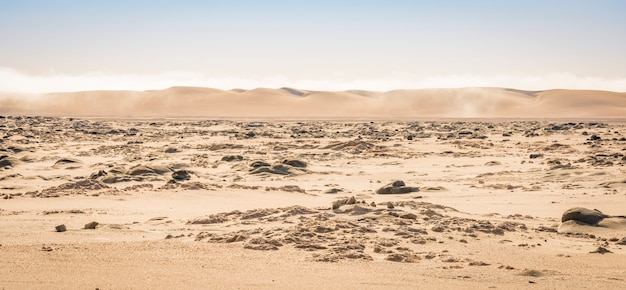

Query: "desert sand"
left=1, top=88, right=626, bottom=289
left=2, top=87, right=626, bottom=118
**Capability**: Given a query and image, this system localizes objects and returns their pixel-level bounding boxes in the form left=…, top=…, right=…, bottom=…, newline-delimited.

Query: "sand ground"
left=1, top=116, right=626, bottom=289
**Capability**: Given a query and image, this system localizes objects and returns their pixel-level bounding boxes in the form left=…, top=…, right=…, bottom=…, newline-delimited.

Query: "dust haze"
left=1, top=86, right=625, bottom=118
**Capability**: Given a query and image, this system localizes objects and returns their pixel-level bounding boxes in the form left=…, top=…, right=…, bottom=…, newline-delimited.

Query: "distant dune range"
left=1, top=87, right=625, bottom=118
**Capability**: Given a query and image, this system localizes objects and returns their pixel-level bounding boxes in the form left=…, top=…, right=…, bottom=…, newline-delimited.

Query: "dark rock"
left=55, top=224, right=67, bottom=232
left=561, top=207, right=608, bottom=225
left=0, top=155, right=19, bottom=168
left=590, top=246, right=612, bottom=254
left=54, top=158, right=81, bottom=165
left=282, top=159, right=307, bottom=168
left=164, top=147, right=179, bottom=153
left=324, top=188, right=342, bottom=194
left=332, top=196, right=358, bottom=209
left=222, top=155, right=244, bottom=162
left=84, top=221, right=99, bottom=229
left=90, top=170, right=108, bottom=179
left=399, top=213, right=417, bottom=220
left=172, top=170, right=191, bottom=181
left=7, top=146, right=26, bottom=153
left=249, top=160, right=271, bottom=168
left=529, top=153, right=544, bottom=159
left=376, top=180, right=419, bottom=194
left=249, top=163, right=304, bottom=175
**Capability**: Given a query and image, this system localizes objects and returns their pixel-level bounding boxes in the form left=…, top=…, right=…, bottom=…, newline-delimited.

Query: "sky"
left=1, top=0, right=626, bottom=92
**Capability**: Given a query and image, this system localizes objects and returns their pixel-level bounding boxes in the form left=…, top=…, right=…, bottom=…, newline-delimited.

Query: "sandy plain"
left=1, top=88, right=626, bottom=289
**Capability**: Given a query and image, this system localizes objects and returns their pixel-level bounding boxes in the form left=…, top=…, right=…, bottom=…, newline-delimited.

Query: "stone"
left=282, top=159, right=307, bottom=168
left=90, top=170, right=108, bottom=179
left=561, top=207, right=608, bottom=225
left=249, top=160, right=271, bottom=168
left=399, top=213, right=418, bottom=220
left=590, top=246, right=612, bottom=254
left=55, top=224, right=67, bottom=232
left=84, top=221, right=99, bottom=229
left=164, top=147, right=179, bottom=153
left=0, top=155, right=20, bottom=168
left=376, top=180, right=419, bottom=194
left=172, top=170, right=191, bottom=181
left=221, top=155, right=244, bottom=162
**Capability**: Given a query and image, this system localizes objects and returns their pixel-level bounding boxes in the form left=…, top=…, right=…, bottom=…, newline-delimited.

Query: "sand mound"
left=53, top=158, right=83, bottom=169
left=27, top=179, right=112, bottom=198
left=127, top=165, right=171, bottom=176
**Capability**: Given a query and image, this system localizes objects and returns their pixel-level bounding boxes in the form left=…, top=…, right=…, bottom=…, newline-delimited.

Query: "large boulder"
left=561, top=207, right=608, bottom=225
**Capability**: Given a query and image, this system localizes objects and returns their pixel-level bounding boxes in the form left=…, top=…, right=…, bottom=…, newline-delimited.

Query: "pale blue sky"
left=1, top=0, right=625, bottom=91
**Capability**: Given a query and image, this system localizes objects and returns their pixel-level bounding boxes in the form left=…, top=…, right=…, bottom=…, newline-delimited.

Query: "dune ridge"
left=1, top=87, right=625, bottom=118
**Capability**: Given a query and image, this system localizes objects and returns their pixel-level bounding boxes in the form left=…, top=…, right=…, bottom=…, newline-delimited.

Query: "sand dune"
left=1, top=87, right=625, bottom=118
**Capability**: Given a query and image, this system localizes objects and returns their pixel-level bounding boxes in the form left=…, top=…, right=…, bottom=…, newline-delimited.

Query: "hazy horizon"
left=1, top=1, right=626, bottom=93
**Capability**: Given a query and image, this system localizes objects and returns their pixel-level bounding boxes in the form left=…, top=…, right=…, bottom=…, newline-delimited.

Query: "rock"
left=561, top=207, right=608, bottom=225
left=590, top=246, right=612, bottom=254
left=6, top=146, right=27, bottom=153
left=53, top=158, right=82, bottom=166
left=249, top=160, right=271, bottom=168
left=249, top=164, right=303, bottom=175
left=324, top=188, right=342, bottom=194
left=376, top=180, right=419, bottom=194
left=332, top=196, right=358, bottom=210
left=222, top=155, right=244, bottom=162
left=385, top=253, right=420, bottom=263
left=529, top=153, right=544, bottom=159
left=55, top=224, right=67, bottom=232
left=399, top=213, right=417, bottom=220
left=484, top=161, right=501, bottom=166
left=283, top=159, right=307, bottom=168
left=164, top=147, right=179, bottom=153
left=0, top=155, right=20, bottom=168
left=84, top=221, right=99, bottom=229
left=172, top=170, right=191, bottom=181
left=90, top=170, right=108, bottom=179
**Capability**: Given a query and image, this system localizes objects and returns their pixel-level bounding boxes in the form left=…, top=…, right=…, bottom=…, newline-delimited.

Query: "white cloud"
left=1, top=67, right=625, bottom=93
